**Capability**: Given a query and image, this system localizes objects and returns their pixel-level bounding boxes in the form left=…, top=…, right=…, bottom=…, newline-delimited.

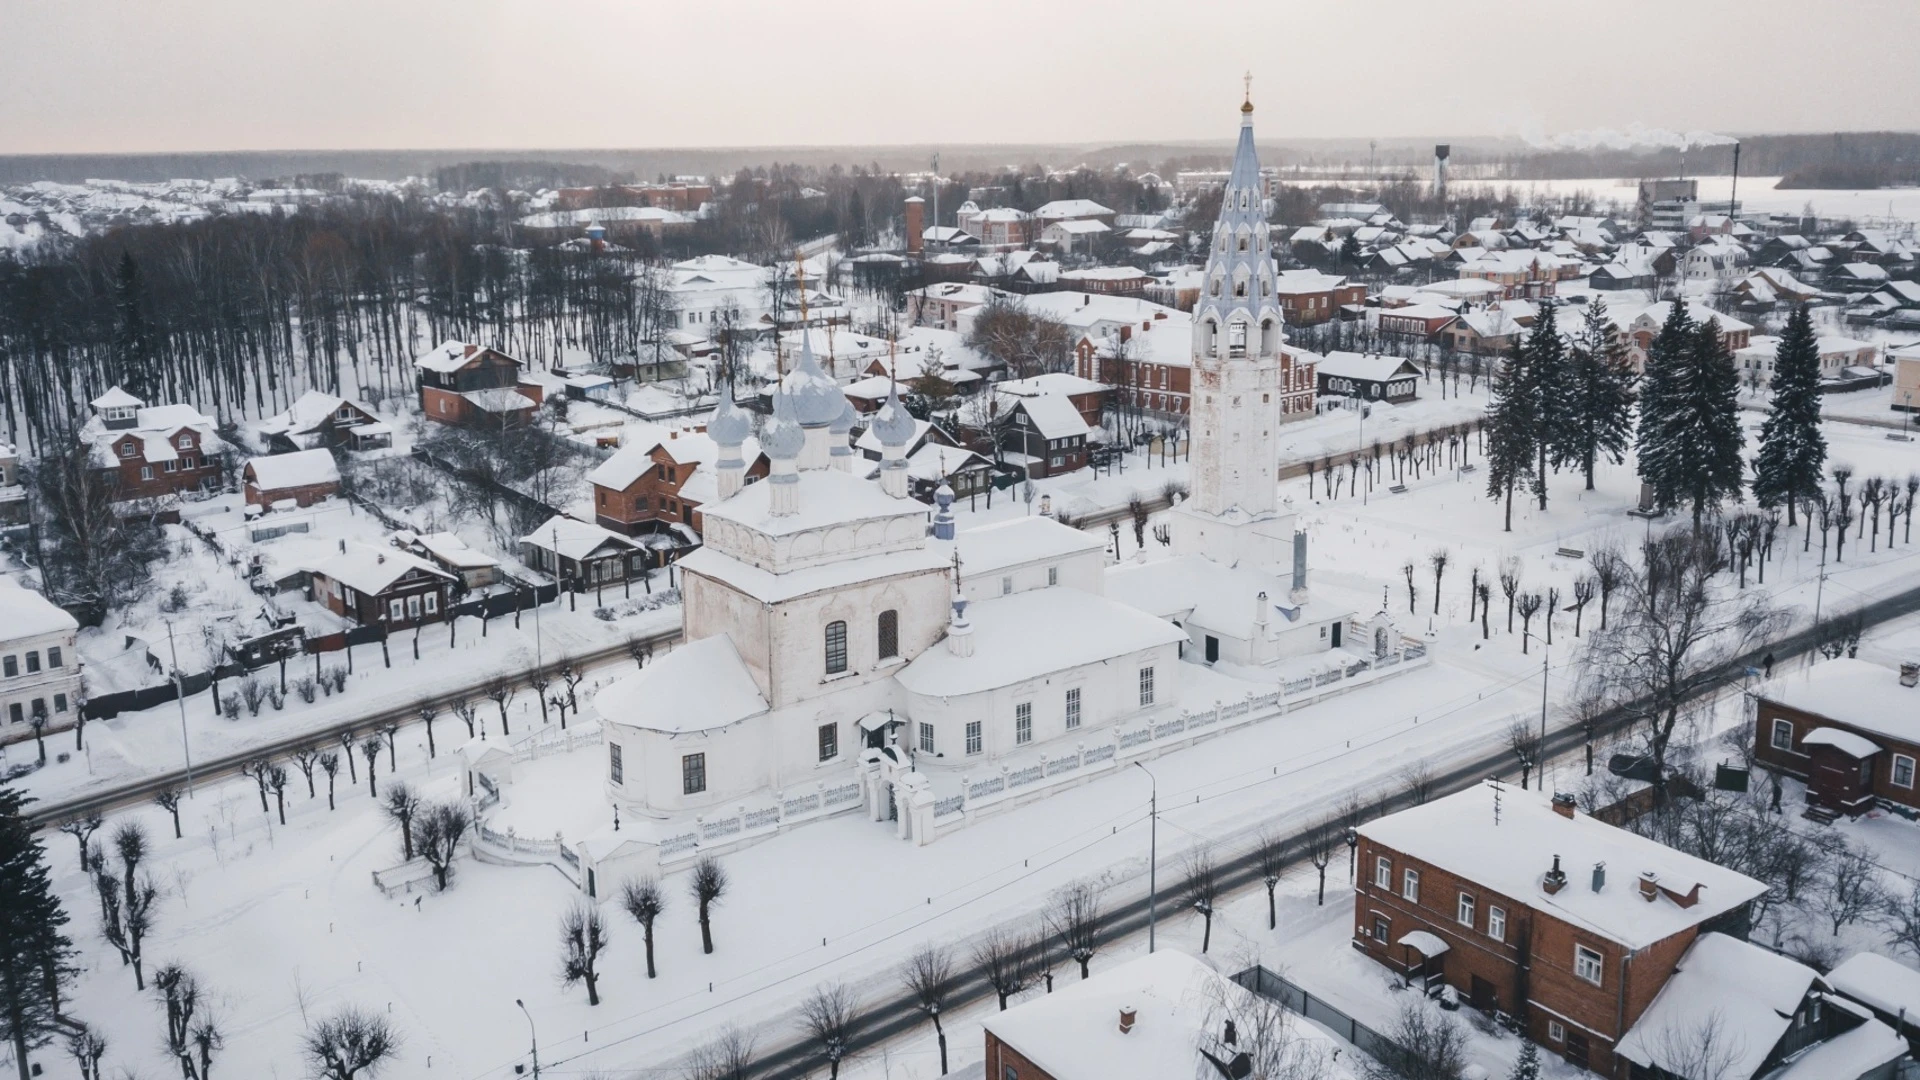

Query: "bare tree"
left=154, top=963, right=222, bottom=1080
left=304, top=1006, right=400, bottom=1080
left=267, top=763, right=290, bottom=825
left=378, top=721, right=400, bottom=766
left=418, top=704, right=440, bottom=758
left=383, top=783, right=420, bottom=861
left=560, top=662, right=586, bottom=713
left=970, top=926, right=1034, bottom=1010
left=1257, top=829, right=1287, bottom=929
left=559, top=902, right=609, bottom=1006
left=359, top=735, right=383, bottom=797
left=337, top=729, right=358, bottom=784
left=64, top=1023, right=108, bottom=1080
left=1636, top=1012, right=1745, bottom=1080
left=691, top=855, right=728, bottom=954
left=626, top=634, right=652, bottom=670
left=95, top=823, right=160, bottom=989
left=1181, top=848, right=1220, bottom=953
left=1401, top=560, right=1418, bottom=614
left=1498, top=556, right=1522, bottom=632
left=1401, top=761, right=1436, bottom=805
left=1817, top=842, right=1886, bottom=936
left=319, top=752, right=341, bottom=810
left=153, top=785, right=184, bottom=839
left=1427, top=548, right=1449, bottom=615
left=1197, top=973, right=1329, bottom=1080
left=900, top=944, right=955, bottom=1074
left=58, top=811, right=103, bottom=870
left=291, top=744, right=321, bottom=798
left=619, top=877, right=665, bottom=979
left=1305, top=819, right=1335, bottom=906
left=1047, top=882, right=1103, bottom=979
left=1881, top=881, right=1920, bottom=962
left=684, top=1026, right=756, bottom=1080
left=484, top=677, right=516, bottom=735
left=453, top=698, right=481, bottom=739
left=1506, top=721, right=1545, bottom=790
left=1515, top=591, right=1543, bottom=652
left=240, top=757, right=271, bottom=814
left=798, top=982, right=862, bottom=1080
left=1570, top=575, right=1596, bottom=637
left=416, top=802, right=472, bottom=891
left=1362, top=1001, right=1470, bottom=1080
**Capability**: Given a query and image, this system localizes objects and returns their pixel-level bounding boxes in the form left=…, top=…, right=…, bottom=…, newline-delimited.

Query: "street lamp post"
left=1132, top=760, right=1157, bottom=953
left=516, top=998, right=539, bottom=1079
left=165, top=620, right=194, bottom=796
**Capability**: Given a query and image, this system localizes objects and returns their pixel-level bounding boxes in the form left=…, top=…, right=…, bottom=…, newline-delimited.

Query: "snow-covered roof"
left=1801, top=727, right=1882, bottom=759
left=1758, top=658, right=1919, bottom=746
left=309, top=543, right=455, bottom=596
left=897, top=587, right=1184, bottom=697
left=257, top=390, right=374, bottom=437
left=1616, top=933, right=1817, bottom=1080
left=1826, top=953, right=1920, bottom=1021
left=1358, top=782, right=1768, bottom=949
left=408, top=531, right=498, bottom=571
left=1046, top=219, right=1110, bottom=236
left=1766, top=1018, right=1906, bottom=1080
left=700, top=467, right=925, bottom=538
left=0, top=576, right=78, bottom=639
left=243, top=449, right=339, bottom=492
left=520, top=514, right=639, bottom=562
left=948, top=515, right=1105, bottom=577
left=464, top=387, right=536, bottom=413
left=1315, top=351, right=1423, bottom=384
left=680, top=543, right=949, bottom=606
left=517, top=206, right=690, bottom=229
left=415, top=340, right=481, bottom=373
left=996, top=372, right=1108, bottom=398
left=91, top=385, right=143, bottom=409
left=1032, top=198, right=1113, bottom=219
left=1273, top=268, right=1349, bottom=296
left=1105, top=554, right=1345, bottom=638
left=1000, top=393, right=1090, bottom=440
left=595, top=634, right=767, bottom=735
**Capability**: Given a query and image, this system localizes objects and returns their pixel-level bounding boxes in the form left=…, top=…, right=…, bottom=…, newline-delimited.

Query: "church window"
left=818, top=722, right=839, bottom=761
left=1015, top=702, right=1032, bottom=744
left=919, top=722, right=935, bottom=754
left=1001, top=576, right=1013, bottom=596
left=1237, top=232, right=1249, bottom=252
left=681, top=752, right=707, bottom=795
left=1065, top=687, right=1081, bottom=729
left=965, top=720, right=982, bottom=755
left=824, top=620, right=848, bottom=674
left=1229, top=323, right=1247, bottom=357
left=877, top=609, right=899, bottom=660
left=1234, top=279, right=1246, bottom=298
left=609, top=743, right=624, bottom=785
left=1139, top=666, right=1156, bottom=707
left=1047, top=566, right=1058, bottom=586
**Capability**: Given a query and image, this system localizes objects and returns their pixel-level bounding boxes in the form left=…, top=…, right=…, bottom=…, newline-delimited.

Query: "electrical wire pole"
left=165, top=620, right=195, bottom=796
left=1133, top=760, right=1158, bottom=953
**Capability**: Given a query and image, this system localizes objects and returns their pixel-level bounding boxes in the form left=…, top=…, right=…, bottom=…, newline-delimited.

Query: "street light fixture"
left=515, top=998, right=539, bottom=1078
left=1132, top=760, right=1158, bottom=953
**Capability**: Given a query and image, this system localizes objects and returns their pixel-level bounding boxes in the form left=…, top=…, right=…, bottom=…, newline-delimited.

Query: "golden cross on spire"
left=794, top=252, right=809, bottom=322
left=1242, top=71, right=1254, bottom=113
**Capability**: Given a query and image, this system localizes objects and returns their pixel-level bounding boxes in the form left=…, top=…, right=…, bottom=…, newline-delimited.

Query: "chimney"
left=1903, top=662, right=1918, bottom=688
left=376, top=553, right=386, bottom=564
left=1639, top=871, right=1659, bottom=902
left=905, top=197, right=925, bottom=256
left=338, top=539, right=346, bottom=554
left=1119, top=1006, right=1137, bottom=1034
left=1255, top=591, right=1269, bottom=630
left=1290, top=530, right=1309, bottom=603
left=1551, top=792, right=1576, bottom=819
left=1591, top=862, right=1607, bottom=893
left=1543, top=855, right=1567, bottom=895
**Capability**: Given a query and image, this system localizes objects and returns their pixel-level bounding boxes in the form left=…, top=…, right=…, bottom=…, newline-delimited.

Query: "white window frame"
left=1574, top=945, right=1604, bottom=986
left=1065, top=686, right=1081, bottom=729
left=1488, top=905, right=1506, bottom=942
left=388, top=598, right=404, bottom=622
left=1139, top=665, right=1155, bottom=707
left=965, top=720, right=982, bottom=755
left=1770, top=718, right=1794, bottom=751
left=918, top=722, right=934, bottom=755
left=1456, top=892, right=1475, bottom=927
left=609, top=742, right=623, bottom=785
left=1375, top=856, right=1391, bottom=889
left=406, top=594, right=422, bottom=620
left=424, top=592, right=438, bottom=615
left=1895, top=754, right=1916, bottom=789
left=1547, top=1020, right=1566, bottom=1043
left=1402, top=868, right=1419, bottom=902
left=1015, top=702, right=1032, bottom=744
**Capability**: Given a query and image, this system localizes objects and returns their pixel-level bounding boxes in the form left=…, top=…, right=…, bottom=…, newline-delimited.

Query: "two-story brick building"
left=81, top=387, right=228, bottom=504
left=587, top=430, right=768, bottom=537
left=1273, top=269, right=1366, bottom=326
left=1753, top=657, right=1920, bottom=819
left=1354, top=781, right=1767, bottom=1076
left=0, top=577, right=81, bottom=749
left=413, top=341, right=539, bottom=426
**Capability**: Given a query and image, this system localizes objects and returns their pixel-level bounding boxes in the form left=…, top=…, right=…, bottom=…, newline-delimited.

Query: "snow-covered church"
left=564, top=93, right=1408, bottom=884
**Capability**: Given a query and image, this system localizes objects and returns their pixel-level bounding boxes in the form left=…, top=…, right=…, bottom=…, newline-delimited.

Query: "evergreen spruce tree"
left=1484, top=338, right=1540, bottom=531
left=1751, top=304, right=1827, bottom=525
left=1507, top=1040, right=1542, bottom=1080
left=1518, top=304, right=1568, bottom=508
left=1555, top=299, right=1638, bottom=490
left=1636, top=297, right=1695, bottom=515
left=0, top=785, right=78, bottom=1080
left=111, top=251, right=155, bottom=402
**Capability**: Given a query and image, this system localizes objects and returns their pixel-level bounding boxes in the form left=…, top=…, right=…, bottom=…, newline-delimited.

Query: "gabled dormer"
left=91, top=386, right=144, bottom=431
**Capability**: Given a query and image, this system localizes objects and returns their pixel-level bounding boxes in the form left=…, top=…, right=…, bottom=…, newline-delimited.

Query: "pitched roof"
left=1757, top=658, right=1919, bottom=745
left=594, top=634, right=767, bottom=735
left=1001, top=392, right=1090, bottom=440
left=310, top=543, right=455, bottom=596
left=896, top=587, right=1184, bottom=697
left=1616, top=933, right=1818, bottom=1080
left=520, top=514, right=639, bottom=561
left=243, top=449, right=340, bottom=493
left=1315, top=351, right=1423, bottom=383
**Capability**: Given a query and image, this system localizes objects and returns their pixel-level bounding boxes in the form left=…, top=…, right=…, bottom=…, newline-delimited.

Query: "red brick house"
left=414, top=341, right=539, bottom=426
left=309, top=544, right=456, bottom=629
left=1753, top=658, right=1920, bottom=819
left=243, top=449, right=341, bottom=509
left=994, top=373, right=1110, bottom=428
left=587, top=430, right=768, bottom=537
left=1354, top=782, right=1766, bottom=1076
left=1076, top=314, right=1315, bottom=421
left=1273, top=270, right=1365, bottom=326
left=82, top=386, right=227, bottom=504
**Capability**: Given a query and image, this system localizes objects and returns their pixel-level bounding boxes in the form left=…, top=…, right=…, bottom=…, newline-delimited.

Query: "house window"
left=389, top=598, right=405, bottom=622
left=1896, top=754, right=1916, bottom=789
left=1574, top=945, right=1604, bottom=985
left=424, top=592, right=438, bottom=615
left=1547, top=1020, right=1566, bottom=1043
left=1229, top=322, right=1247, bottom=357
left=23, top=652, right=37, bottom=675
left=53, top=694, right=67, bottom=714
left=824, top=620, right=848, bottom=675
left=1402, top=869, right=1420, bottom=902
left=1047, top=566, right=1058, bottom=586
left=965, top=720, right=982, bottom=755
left=1015, top=702, right=1032, bottom=744
left=818, top=723, right=838, bottom=761
left=342, top=586, right=357, bottom=609
left=1372, top=916, right=1389, bottom=942
left=1065, top=687, right=1081, bottom=729
left=877, top=610, right=899, bottom=660
left=1375, top=856, right=1391, bottom=889
left=609, top=743, right=623, bottom=785
left=140, top=466, right=153, bottom=481
left=6, top=704, right=17, bottom=724
left=177, top=434, right=192, bottom=449
left=120, top=442, right=136, bottom=458
left=1488, top=906, right=1506, bottom=942
left=1457, top=893, right=1475, bottom=927
left=406, top=595, right=422, bottom=620
left=681, top=753, right=707, bottom=795
left=1139, top=666, right=1155, bottom=707
left=1050, top=456, right=1064, bottom=468
left=1770, top=718, right=1794, bottom=751
left=919, top=722, right=935, bottom=754
left=163, top=460, right=178, bottom=474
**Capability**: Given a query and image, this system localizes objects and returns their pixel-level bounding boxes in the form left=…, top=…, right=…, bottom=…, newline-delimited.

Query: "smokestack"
left=1434, top=144, right=1450, bottom=201
left=1592, top=862, right=1607, bottom=893
left=1551, top=792, right=1576, bottom=819
left=1290, top=530, right=1309, bottom=604
left=905, top=196, right=925, bottom=256
left=1543, top=855, right=1567, bottom=895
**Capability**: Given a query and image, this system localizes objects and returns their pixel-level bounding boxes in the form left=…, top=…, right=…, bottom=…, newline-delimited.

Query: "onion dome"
left=782, top=334, right=843, bottom=428
left=830, top=397, right=857, bottom=436
left=761, top=385, right=806, bottom=461
left=707, top=379, right=751, bottom=447
left=871, top=383, right=918, bottom=450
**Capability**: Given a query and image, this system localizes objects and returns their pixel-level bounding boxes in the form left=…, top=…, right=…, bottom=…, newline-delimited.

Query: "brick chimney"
left=1119, top=1006, right=1137, bottom=1034
left=1638, top=871, right=1659, bottom=902
left=1902, top=661, right=1918, bottom=688
left=905, top=197, right=925, bottom=256
left=1543, top=855, right=1567, bottom=895
left=1551, top=792, right=1576, bottom=819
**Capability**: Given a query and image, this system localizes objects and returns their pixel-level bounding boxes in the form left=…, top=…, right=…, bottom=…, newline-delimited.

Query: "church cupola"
left=784, top=333, right=843, bottom=471
left=762, top=385, right=806, bottom=517
left=829, top=398, right=857, bottom=472
left=932, top=477, right=956, bottom=540
left=708, top=379, right=752, bottom=501
left=873, top=378, right=917, bottom=499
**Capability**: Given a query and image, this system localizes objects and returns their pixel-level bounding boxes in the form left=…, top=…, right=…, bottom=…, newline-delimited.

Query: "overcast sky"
left=7, top=0, right=1918, bottom=155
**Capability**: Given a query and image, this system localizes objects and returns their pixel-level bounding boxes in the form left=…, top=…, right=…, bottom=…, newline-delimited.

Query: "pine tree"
left=1507, top=1039, right=1542, bottom=1080
left=0, top=785, right=78, bottom=1080
left=1555, top=299, right=1638, bottom=490
left=1751, top=304, right=1827, bottom=525
left=1670, top=315, right=1748, bottom=530
left=1636, top=298, right=1695, bottom=517
left=1517, top=304, right=1568, bottom=508
left=1484, top=338, right=1540, bottom=532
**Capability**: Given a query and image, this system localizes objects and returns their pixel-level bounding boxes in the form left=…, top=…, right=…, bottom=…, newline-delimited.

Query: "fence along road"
left=25, top=623, right=682, bottom=828
left=585, top=578, right=1920, bottom=1080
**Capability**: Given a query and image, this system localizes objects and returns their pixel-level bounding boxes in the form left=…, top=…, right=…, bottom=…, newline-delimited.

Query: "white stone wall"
left=762, top=568, right=949, bottom=709
left=960, top=545, right=1105, bottom=604
left=0, top=628, right=82, bottom=745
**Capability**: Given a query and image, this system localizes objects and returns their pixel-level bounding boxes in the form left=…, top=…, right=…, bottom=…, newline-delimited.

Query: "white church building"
left=461, top=94, right=1425, bottom=895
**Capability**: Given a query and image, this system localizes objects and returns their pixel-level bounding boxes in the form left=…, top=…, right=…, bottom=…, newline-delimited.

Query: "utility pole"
left=1133, top=761, right=1158, bottom=953
left=165, top=620, right=195, bottom=796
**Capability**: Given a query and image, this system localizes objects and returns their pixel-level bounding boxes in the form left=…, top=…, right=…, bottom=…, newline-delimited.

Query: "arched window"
left=824, top=620, right=848, bottom=674
left=1237, top=232, right=1249, bottom=252
left=877, top=609, right=899, bottom=660
left=1229, top=322, right=1248, bottom=358
left=1234, top=276, right=1247, bottom=298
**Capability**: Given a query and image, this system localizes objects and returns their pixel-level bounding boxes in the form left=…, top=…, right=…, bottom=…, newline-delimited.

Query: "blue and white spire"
left=873, top=379, right=917, bottom=499
left=1193, top=80, right=1282, bottom=352
left=762, top=382, right=805, bottom=517
left=709, top=378, right=751, bottom=501
left=783, top=333, right=843, bottom=471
